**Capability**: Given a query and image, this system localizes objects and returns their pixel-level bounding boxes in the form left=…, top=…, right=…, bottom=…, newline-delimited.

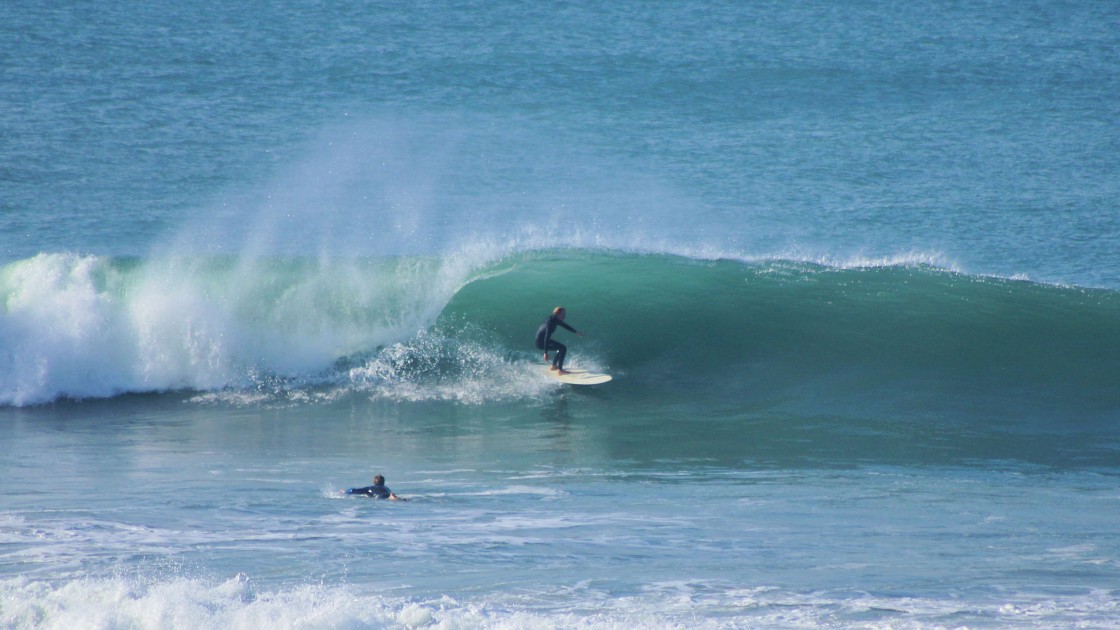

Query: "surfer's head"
left=553, top=306, right=566, bottom=320
left=373, top=474, right=385, bottom=486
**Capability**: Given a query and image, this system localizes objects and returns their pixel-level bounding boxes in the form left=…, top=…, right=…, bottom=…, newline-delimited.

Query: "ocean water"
left=2, top=1, right=1119, bottom=628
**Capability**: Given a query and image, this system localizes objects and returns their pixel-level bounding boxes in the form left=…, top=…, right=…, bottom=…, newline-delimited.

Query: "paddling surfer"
left=343, top=474, right=403, bottom=500
left=535, top=306, right=583, bottom=375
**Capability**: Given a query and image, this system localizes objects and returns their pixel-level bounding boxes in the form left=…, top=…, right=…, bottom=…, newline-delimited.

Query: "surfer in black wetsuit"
left=535, top=306, right=582, bottom=374
left=343, top=474, right=402, bottom=500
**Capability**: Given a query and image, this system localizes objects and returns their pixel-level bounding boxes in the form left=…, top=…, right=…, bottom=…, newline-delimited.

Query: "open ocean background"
left=2, top=1, right=1119, bottom=627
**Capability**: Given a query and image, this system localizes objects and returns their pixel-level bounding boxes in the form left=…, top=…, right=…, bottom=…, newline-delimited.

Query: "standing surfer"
left=536, top=306, right=582, bottom=375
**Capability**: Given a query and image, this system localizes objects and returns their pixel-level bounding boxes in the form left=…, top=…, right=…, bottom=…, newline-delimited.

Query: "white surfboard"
left=541, top=365, right=613, bottom=385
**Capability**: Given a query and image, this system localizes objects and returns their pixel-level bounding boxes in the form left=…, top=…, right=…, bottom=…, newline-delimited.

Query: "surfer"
left=535, top=306, right=583, bottom=375
left=343, top=474, right=403, bottom=500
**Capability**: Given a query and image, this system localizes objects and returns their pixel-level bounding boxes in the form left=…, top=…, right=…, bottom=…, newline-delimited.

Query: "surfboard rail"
left=540, top=365, right=613, bottom=385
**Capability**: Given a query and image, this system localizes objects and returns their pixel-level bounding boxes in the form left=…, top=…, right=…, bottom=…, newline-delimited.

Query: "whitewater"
left=3, top=0, right=1120, bottom=628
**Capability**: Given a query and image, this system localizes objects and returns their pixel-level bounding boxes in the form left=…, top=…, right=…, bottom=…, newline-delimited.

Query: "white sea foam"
left=345, top=332, right=558, bottom=405
left=3, top=575, right=1117, bottom=630
left=0, top=251, right=477, bottom=406
left=0, top=254, right=136, bottom=405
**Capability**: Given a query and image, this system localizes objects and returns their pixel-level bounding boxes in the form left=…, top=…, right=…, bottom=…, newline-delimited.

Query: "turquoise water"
left=2, top=1, right=1119, bottom=628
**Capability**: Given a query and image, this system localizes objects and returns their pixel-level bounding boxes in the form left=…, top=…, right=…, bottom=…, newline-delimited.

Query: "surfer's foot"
left=557, top=369, right=571, bottom=376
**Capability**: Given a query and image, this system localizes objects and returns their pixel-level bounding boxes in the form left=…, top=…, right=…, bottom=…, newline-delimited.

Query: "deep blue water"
left=2, top=1, right=1119, bottom=627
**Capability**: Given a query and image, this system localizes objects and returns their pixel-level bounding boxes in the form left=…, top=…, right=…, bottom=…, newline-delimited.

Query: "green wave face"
left=447, top=251, right=1120, bottom=423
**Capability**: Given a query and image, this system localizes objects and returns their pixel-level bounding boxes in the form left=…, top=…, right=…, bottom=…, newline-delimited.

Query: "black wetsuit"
left=535, top=315, right=578, bottom=370
left=346, top=483, right=392, bottom=499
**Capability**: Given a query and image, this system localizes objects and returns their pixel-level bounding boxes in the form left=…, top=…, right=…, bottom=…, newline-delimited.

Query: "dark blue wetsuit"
left=346, top=483, right=392, bottom=499
left=535, top=315, right=578, bottom=370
